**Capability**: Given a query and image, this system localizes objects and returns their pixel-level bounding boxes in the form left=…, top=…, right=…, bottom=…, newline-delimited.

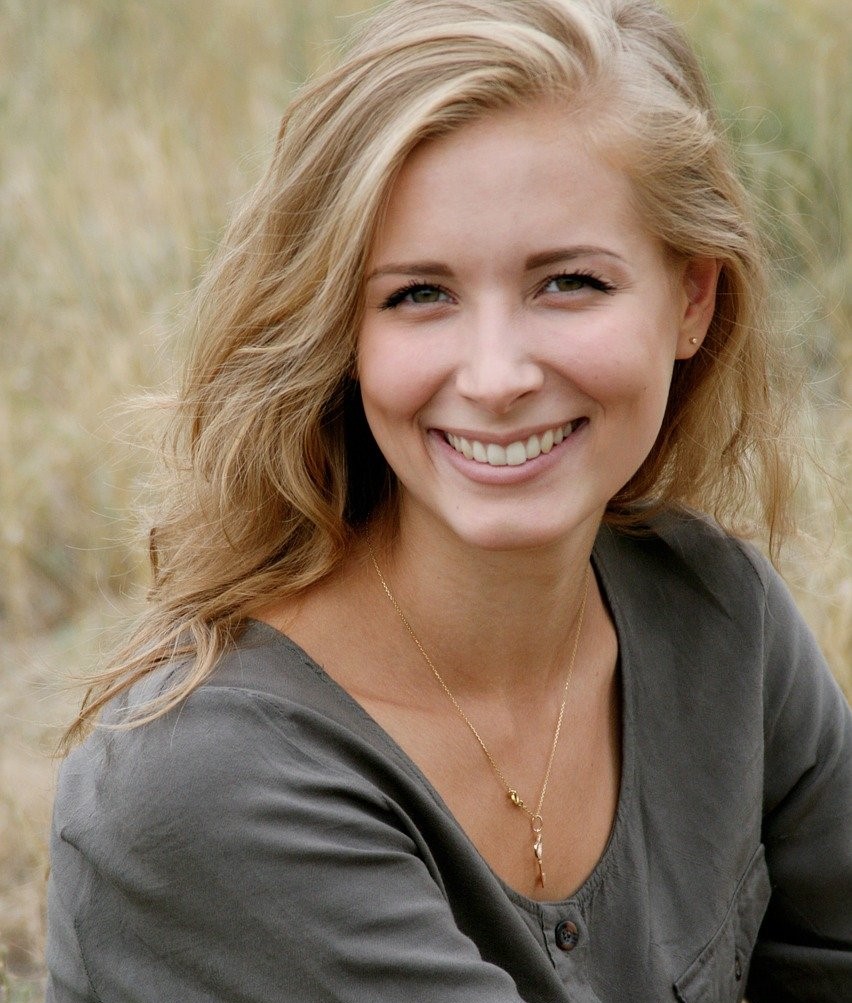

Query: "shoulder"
left=595, top=507, right=774, bottom=626
left=593, top=508, right=839, bottom=732
left=595, top=509, right=843, bottom=728
left=55, top=628, right=410, bottom=869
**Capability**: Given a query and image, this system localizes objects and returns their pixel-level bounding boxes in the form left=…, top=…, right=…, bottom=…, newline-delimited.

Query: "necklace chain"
left=368, top=543, right=590, bottom=887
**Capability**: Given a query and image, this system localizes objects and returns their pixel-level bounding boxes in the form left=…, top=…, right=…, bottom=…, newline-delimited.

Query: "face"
left=358, top=103, right=717, bottom=553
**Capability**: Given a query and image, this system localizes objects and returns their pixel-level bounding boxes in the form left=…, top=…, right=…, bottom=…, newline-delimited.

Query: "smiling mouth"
left=444, top=419, right=585, bottom=467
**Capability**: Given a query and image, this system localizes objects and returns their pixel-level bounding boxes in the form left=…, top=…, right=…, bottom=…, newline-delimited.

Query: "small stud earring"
left=689, top=337, right=699, bottom=345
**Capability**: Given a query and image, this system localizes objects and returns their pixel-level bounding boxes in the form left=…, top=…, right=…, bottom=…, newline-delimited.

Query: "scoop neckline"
left=244, top=531, right=635, bottom=913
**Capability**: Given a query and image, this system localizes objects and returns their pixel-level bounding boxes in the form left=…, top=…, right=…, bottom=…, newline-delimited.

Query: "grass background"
left=0, top=0, right=848, bottom=996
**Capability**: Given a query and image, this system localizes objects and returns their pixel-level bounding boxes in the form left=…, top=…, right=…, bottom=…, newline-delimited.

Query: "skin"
left=260, top=102, right=718, bottom=899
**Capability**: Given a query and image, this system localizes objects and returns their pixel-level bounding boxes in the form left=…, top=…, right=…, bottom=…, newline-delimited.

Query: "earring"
left=689, top=337, right=699, bottom=345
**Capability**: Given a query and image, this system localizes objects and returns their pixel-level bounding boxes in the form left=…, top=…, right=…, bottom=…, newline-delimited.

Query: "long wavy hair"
left=65, top=0, right=799, bottom=743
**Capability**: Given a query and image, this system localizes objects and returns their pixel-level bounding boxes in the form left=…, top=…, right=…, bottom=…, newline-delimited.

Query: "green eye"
left=543, top=272, right=616, bottom=296
left=381, top=282, right=452, bottom=309
left=409, top=286, right=443, bottom=303
left=551, top=276, right=585, bottom=293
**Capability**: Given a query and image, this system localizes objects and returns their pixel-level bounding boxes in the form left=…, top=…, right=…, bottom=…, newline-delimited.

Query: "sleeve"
left=51, top=688, right=529, bottom=1003
left=747, top=563, right=852, bottom=1002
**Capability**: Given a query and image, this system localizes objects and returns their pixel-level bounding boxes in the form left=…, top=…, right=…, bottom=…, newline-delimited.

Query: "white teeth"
left=505, top=441, right=527, bottom=466
left=486, top=443, right=507, bottom=466
left=445, top=421, right=578, bottom=467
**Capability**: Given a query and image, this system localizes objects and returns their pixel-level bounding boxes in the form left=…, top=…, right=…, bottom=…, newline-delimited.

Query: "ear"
left=675, top=257, right=721, bottom=359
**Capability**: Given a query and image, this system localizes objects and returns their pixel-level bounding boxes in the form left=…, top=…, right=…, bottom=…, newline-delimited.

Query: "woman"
left=46, top=0, right=851, bottom=1000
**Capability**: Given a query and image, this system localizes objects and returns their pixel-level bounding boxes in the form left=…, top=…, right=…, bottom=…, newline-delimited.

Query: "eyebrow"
left=365, top=261, right=453, bottom=281
left=365, top=246, right=626, bottom=282
left=524, top=246, right=627, bottom=270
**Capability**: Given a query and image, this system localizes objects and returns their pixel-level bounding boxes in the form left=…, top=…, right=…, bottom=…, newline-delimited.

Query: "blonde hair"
left=66, top=0, right=799, bottom=743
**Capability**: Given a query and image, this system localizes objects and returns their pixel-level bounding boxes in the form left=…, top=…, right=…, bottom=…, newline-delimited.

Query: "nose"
left=454, top=306, right=544, bottom=414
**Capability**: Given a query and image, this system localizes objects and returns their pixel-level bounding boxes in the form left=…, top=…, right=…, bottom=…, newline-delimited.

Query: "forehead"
left=368, top=102, right=658, bottom=269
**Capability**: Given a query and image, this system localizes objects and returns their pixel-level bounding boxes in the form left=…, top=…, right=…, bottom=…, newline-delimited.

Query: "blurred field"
left=0, top=0, right=849, bottom=995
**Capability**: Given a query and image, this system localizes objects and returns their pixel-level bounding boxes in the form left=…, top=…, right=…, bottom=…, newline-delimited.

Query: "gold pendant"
left=533, top=833, right=545, bottom=886
left=531, top=813, right=545, bottom=886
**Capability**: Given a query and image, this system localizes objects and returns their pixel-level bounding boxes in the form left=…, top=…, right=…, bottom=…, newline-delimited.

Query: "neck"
left=366, top=507, right=601, bottom=697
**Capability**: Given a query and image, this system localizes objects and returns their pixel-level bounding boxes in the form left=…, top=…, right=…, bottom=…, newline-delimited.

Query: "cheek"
left=568, top=309, right=679, bottom=406
left=567, top=345, right=674, bottom=411
left=357, top=326, right=444, bottom=420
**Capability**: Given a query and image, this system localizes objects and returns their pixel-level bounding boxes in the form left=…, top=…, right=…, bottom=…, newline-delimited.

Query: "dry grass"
left=0, top=0, right=848, bottom=990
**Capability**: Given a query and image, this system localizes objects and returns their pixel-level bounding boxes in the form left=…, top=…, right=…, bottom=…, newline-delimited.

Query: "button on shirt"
left=555, top=919, right=580, bottom=952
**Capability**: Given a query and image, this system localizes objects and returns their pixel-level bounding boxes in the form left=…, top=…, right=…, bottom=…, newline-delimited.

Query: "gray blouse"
left=46, top=514, right=852, bottom=1001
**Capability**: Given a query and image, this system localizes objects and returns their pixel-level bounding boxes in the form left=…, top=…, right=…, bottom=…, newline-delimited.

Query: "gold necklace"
left=368, top=544, right=590, bottom=888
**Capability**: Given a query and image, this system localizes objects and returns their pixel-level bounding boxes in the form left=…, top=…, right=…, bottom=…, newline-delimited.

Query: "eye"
left=380, top=281, right=452, bottom=310
left=541, top=272, right=616, bottom=296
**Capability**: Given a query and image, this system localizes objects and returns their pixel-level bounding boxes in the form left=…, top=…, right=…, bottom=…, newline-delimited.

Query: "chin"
left=397, top=487, right=608, bottom=556
left=440, top=511, right=586, bottom=555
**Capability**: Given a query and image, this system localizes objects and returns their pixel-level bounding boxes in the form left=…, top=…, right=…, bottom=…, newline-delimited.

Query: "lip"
left=438, top=420, right=580, bottom=448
